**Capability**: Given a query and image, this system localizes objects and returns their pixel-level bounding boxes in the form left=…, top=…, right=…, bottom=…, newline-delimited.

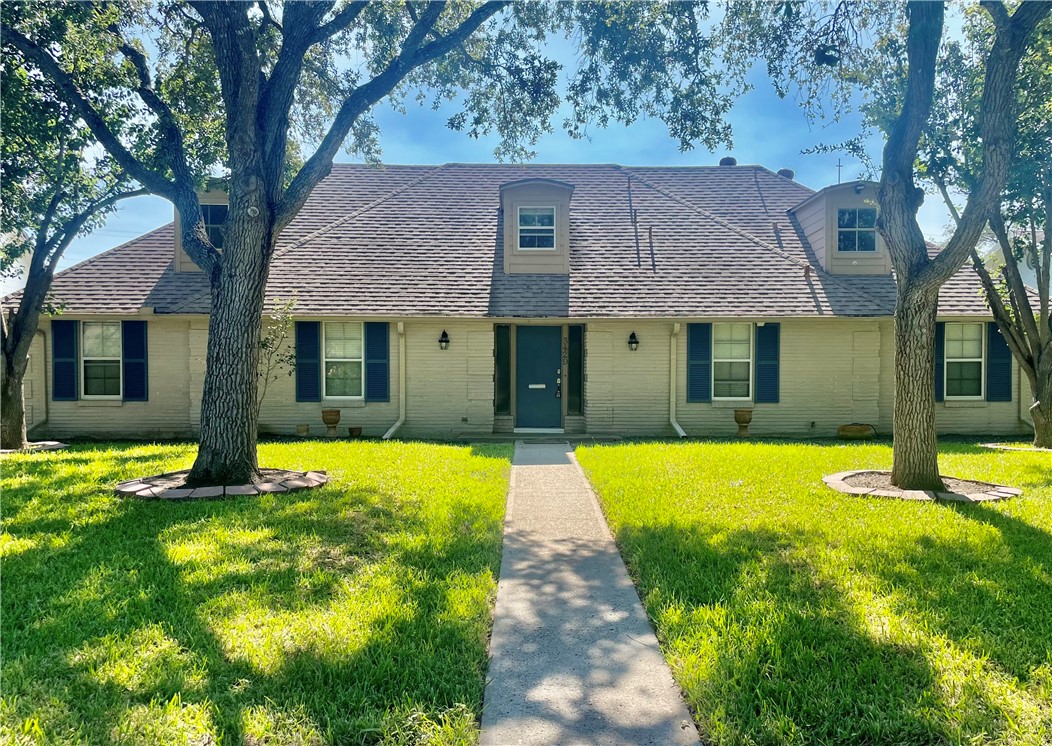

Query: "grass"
left=576, top=439, right=1052, bottom=746
left=1, top=440, right=512, bottom=745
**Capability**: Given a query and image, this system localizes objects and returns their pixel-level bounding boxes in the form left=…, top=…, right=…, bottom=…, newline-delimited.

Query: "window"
left=518, top=207, right=555, bottom=249
left=945, top=322, right=984, bottom=399
left=202, top=203, right=229, bottom=249
left=713, top=323, right=752, bottom=400
left=82, top=321, right=121, bottom=398
left=837, top=207, right=877, bottom=252
left=324, top=322, right=363, bottom=398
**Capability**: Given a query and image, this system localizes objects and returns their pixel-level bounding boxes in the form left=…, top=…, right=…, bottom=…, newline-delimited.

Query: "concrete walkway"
left=480, top=442, right=698, bottom=746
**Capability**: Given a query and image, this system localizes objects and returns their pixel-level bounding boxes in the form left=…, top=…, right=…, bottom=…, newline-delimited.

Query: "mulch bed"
left=115, top=468, right=329, bottom=500
left=823, top=469, right=1021, bottom=502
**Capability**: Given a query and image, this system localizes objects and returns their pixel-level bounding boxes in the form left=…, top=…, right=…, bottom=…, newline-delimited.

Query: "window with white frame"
left=82, top=321, right=122, bottom=398
left=324, top=322, right=363, bottom=398
left=837, top=207, right=878, bottom=252
left=202, top=203, right=229, bottom=249
left=517, top=207, right=556, bottom=249
left=945, top=322, right=984, bottom=399
left=713, top=323, right=752, bottom=399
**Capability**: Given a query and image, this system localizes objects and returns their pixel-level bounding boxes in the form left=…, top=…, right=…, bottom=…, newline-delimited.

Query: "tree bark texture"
left=1, top=352, right=28, bottom=450
left=878, top=1, right=1049, bottom=488
left=891, top=284, right=944, bottom=490
left=1032, top=358, right=1052, bottom=449
left=1, top=267, right=48, bottom=451
left=185, top=184, right=274, bottom=487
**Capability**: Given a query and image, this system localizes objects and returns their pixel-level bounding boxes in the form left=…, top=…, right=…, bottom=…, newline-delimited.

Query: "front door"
left=515, top=326, right=562, bottom=428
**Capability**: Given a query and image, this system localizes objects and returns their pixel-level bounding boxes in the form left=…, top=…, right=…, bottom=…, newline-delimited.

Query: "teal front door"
left=515, top=326, right=562, bottom=428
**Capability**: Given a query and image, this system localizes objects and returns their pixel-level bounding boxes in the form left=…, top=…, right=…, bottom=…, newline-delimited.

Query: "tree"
left=921, top=11, right=1051, bottom=448
left=256, top=296, right=297, bottom=420
left=722, top=1, right=1049, bottom=488
left=0, top=17, right=147, bottom=450
left=2, top=1, right=742, bottom=485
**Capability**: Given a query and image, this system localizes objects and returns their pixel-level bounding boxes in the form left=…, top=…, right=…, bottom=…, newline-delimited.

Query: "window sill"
left=712, top=399, right=754, bottom=408
left=322, top=400, right=365, bottom=408
left=77, top=400, right=123, bottom=407
left=943, top=400, right=987, bottom=408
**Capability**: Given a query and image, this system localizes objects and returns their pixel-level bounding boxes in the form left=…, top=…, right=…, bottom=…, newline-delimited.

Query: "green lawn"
left=576, top=439, right=1052, bottom=746
left=1, top=440, right=512, bottom=746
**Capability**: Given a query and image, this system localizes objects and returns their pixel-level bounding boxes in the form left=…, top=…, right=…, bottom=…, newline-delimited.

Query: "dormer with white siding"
left=789, top=181, right=891, bottom=275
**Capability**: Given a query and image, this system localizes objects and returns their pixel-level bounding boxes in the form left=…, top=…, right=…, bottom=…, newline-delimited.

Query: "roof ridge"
left=272, top=164, right=449, bottom=261
left=618, top=166, right=894, bottom=314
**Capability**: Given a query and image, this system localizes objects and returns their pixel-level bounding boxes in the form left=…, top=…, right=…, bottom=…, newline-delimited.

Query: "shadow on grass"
left=3, top=465, right=502, bottom=744
left=864, top=502, right=1052, bottom=685
left=613, top=521, right=1012, bottom=745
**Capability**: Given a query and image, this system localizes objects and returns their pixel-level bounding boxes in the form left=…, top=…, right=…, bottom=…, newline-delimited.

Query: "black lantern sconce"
left=627, top=331, right=639, bottom=351
left=438, top=330, right=450, bottom=350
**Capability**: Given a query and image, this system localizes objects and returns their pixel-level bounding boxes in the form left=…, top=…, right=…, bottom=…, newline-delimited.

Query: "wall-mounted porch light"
left=628, top=331, right=639, bottom=351
left=439, top=330, right=450, bottom=350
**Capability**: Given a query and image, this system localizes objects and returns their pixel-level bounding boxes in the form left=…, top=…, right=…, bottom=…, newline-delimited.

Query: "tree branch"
left=256, top=1, right=336, bottom=199
left=973, top=251, right=1038, bottom=399
left=310, top=1, right=369, bottom=44
left=934, top=176, right=962, bottom=225
left=0, top=23, right=178, bottom=200
left=276, top=1, right=509, bottom=229
left=5, top=186, right=149, bottom=368
left=990, top=210, right=1043, bottom=346
left=258, top=1, right=282, bottom=33
left=923, top=0, right=1052, bottom=287
left=876, top=1, right=943, bottom=282
left=99, top=14, right=197, bottom=191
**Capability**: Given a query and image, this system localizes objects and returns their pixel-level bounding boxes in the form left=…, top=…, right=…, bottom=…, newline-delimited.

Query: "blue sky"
left=57, top=64, right=954, bottom=274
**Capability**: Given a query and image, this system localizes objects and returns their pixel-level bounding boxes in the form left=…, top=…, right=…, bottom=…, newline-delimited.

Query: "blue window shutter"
left=754, top=323, right=780, bottom=404
left=986, top=322, right=1012, bottom=402
left=364, top=322, right=390, bottom=402
left=295, top=321, right=321, bottom=402
left=934, top=322, right=945, bottom=403
left=121, top=320, right=148, bottom=401
left=52, top=319, right=78, bottom=401
left=686, top=323, right=712, bottom=403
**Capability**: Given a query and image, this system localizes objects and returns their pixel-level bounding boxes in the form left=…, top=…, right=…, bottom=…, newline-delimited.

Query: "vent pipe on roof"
left=777, top=168, right=796, bottom=180
left=719, top=156, right=737, bottom=166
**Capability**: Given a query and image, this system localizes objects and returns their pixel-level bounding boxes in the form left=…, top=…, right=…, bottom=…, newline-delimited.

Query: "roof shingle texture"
left=20, top=163, right=998, bottom=318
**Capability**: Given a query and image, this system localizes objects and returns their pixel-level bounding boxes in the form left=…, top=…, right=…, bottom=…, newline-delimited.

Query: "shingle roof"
left=9, top=162, right=1002, bottom=318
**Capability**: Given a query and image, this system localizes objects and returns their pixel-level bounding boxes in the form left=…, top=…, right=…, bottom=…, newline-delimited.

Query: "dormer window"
left=174, top=190, right=229, bottom=272
left=202, top=204, right=229, bottom=249
left=837, top=208, right=877, bottom=252
left=518, top=207, right=556, bottom=250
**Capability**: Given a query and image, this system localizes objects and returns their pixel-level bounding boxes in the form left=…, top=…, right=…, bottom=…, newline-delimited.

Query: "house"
left=9, top=162, right=1033, bottom=440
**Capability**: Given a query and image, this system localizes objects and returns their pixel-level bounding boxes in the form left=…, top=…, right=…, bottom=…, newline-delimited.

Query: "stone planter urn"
left=296, top=424, right=310, bottom=437
left=733, top=408, right=753, bottom=438
left=348, top=426, right=363, bottom=438
left=321, top=408, right=341, bottom=437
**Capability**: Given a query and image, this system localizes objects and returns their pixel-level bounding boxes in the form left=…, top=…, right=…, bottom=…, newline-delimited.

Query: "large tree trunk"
left=185, top=202, right=274, bottom=487
left=891, top=282, right=944, bottom=491
left=1, top=354, right=28, bottom=450
left=1032, top=359, right=1052, bottom=449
